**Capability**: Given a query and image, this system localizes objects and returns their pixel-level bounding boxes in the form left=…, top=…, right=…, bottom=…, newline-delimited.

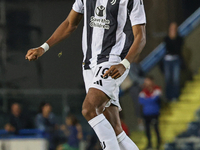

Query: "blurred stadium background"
left=0, top=0, right=200, bottom=150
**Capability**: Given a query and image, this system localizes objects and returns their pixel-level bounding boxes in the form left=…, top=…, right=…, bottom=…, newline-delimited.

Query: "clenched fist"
left=25, top=47, right=45, bottom=61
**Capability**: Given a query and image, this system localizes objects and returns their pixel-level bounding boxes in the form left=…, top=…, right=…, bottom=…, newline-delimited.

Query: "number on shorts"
left=100, top=68, right=109, bottom=79
left=95, top=66, right=102, bottom=77
left=96, top=66, right=109, bottom=79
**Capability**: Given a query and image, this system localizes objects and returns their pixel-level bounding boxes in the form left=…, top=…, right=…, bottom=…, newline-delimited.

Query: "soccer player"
left=25, top=0, right=146, bottom=149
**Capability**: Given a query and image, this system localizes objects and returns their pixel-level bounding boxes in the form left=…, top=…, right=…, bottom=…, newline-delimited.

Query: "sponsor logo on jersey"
left=90, top=5, right=110, bottom=30
left=95, top=5, right=106, bottom=17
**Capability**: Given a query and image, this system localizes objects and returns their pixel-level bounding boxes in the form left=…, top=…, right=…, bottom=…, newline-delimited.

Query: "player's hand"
left=103, top=64, right=126, bottom=79
left=25, top=47, right=45, bottom=61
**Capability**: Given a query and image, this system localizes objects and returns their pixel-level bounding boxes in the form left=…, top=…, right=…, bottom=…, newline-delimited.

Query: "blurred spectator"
left=139, top=76, right=161, bottom=150
left=163, top=22, right=184, bottom=101
left=35, top=102, right=57, bottom=131
left=57, top=114, right=83, bottom=150
left=35, top=102, right=57, bottom=150
left=4, top=103, right=32, bottom=133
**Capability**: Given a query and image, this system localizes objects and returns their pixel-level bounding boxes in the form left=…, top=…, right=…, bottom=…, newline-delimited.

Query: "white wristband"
left=120, top=59, right=130, bottom=69
left=40, top=43, right=49, bottom=52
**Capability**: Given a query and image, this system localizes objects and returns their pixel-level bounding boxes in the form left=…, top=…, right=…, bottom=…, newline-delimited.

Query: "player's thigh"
left=82, top=62, right=116, bottom=111
left=103, top=105, right=123, bottom=135
left=82, top=88, right=110, bottom=115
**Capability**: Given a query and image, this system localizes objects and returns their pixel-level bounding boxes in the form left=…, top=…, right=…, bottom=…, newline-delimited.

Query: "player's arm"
left=46, top=10, right=83, bottom=48
left=103, top=24, right=146, bottom=79
left=25, top=10, right=83, bottom=61
left=125, top=24, right=146, bottom=63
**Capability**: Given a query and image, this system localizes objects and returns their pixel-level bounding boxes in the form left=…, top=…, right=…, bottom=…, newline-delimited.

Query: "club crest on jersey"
left=95, top=5, right=106, bottom=17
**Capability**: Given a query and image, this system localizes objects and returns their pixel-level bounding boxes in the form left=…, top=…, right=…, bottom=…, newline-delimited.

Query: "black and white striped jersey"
left=72, top=0, right=146, bottom=70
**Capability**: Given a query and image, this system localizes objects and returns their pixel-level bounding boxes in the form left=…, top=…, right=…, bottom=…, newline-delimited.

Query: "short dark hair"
left=145, top=75, right=154, bottom=81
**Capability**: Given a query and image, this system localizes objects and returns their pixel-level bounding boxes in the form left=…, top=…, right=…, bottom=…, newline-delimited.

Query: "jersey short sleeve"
left=128, top=0, right=146, bottom=26
left=72, top=0, right=84, bottom=14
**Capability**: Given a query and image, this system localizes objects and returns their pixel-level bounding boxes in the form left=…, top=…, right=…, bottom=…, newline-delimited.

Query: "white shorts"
left=83, top=61, right=129, bottom=110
